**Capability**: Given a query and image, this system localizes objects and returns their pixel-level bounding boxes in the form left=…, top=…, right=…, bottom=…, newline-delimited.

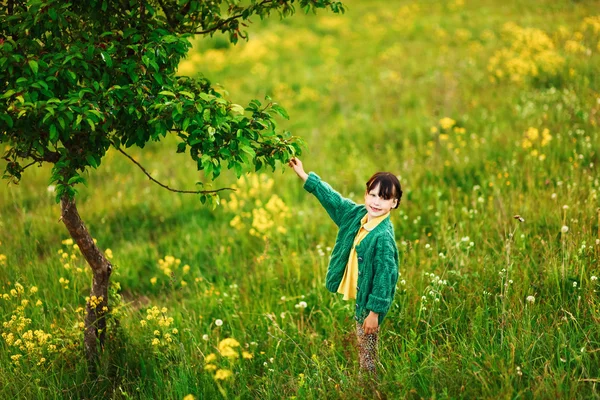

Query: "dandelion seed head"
left=526, top=295, right=535, bottom=304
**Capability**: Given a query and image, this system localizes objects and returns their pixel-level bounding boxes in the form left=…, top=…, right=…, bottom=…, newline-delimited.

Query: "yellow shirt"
left=337, top=212, right=390, bottom=300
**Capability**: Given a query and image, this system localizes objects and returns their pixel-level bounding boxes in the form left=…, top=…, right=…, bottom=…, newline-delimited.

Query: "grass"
left=2, top=0, right=600, bottom=398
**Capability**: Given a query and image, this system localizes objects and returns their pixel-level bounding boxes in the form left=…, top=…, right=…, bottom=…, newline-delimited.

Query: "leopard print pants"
left=356, top=322, right=379, bottom=374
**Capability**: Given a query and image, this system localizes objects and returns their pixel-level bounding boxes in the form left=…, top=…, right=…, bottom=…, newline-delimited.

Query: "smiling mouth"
left=371, top=206, right=382, bottom=212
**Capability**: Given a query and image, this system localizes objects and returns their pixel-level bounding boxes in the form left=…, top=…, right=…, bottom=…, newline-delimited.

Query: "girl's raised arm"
left=289, top=157, right=361, bottom=227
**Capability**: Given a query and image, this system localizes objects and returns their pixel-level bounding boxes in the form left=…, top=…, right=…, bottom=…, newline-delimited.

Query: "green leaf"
left=271, top=104, right=289, bottom=119
left=229, top=104, right=245, bottom=115
left=159, top=90, right=176, bottom=97
left=67, top=176, right=81, bottom=185
left=182, top=118, right=190, bottom=131
left=28, top=60, right=38, bottom=75
left=233, top=162, right=243, bottom=178
left=240, top=144, right=256, bottom=158
left=86, top=118, right=96, bottom=131
left=86, top=154, right=98, bottom=168
left=0, top=113, right=13, bottom=128
left=1, top=89, right=15, bottom=99
left=49, top=124, right=58, bottom=142
left=179, top=90, right=195, bottom=99
left=87, top=109, right=103, bottom=120
left=100, top=52, right=113, bottom=68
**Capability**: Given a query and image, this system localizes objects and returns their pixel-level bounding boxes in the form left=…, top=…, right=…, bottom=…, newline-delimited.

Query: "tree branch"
left=193, top=0, right=274, bottom=35
left=156, top=0, right=176, bottom=28
left=116, top=147, right=234, bottom=195
left=21, top=160, right=39, bottom=172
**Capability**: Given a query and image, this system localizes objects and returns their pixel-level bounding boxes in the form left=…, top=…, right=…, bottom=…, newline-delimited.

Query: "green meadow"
left=2, top=0, right=600, bottom=398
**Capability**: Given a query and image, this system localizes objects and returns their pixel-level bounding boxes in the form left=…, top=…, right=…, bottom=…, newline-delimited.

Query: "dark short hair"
left=365, top=172, right=402, bottom=209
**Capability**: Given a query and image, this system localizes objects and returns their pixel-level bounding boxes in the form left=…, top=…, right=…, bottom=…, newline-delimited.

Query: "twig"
left=116, top=147, right=234, bottom=195
left=194, top=0, right=273, bottom=35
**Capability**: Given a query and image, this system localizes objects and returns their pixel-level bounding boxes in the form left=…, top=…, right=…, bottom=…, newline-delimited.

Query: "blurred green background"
left=2, top=0, right=600, bottom=398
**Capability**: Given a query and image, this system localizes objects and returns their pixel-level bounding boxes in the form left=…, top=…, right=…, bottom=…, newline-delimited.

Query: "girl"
left=288, top=157, right=402, bottom=376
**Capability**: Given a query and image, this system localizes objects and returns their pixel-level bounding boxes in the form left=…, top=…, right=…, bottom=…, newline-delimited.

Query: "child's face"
left=364, top=184, right=398, bottom=220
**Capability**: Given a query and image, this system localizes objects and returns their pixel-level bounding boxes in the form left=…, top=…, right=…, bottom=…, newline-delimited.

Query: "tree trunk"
left=60, top=196, right=112, bottom=374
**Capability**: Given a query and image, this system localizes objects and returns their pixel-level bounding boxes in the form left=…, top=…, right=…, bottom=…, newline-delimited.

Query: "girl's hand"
left=288, top=157, right=309, bottom=182
left=362, top=311, right=379, bottom=335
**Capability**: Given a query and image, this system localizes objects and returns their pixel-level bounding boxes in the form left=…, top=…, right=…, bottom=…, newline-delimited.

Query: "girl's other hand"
left=288, top=157, right=308, bottom=182
left=362, top=312, right=379, bottom=335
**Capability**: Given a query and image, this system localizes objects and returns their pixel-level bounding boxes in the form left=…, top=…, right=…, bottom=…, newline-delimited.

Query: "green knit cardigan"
left=304, top=172, right=399, bottom=325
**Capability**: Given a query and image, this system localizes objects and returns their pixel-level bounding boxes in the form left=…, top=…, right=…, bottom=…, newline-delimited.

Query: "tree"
left=0, top=0, right=344, bottom=372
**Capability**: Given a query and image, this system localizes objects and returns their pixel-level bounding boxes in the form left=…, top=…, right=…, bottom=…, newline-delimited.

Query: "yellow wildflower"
left=439, top=117, right=456, bottom=130
left=541, top=128, right=552, bottom=146
left=204, top=364, right=217, bottom=372
left=219, top=346, right=239, bottom=359
left=150, top=277, right=157, bottom=285
left=205, top=353, right=217, bottom=364
left=242, top=351, right=253, bottom=359
left=152, top=338, right=160, bottom=346
left=218, top=338, right=241, bottom=351
left=214, top=369, right=233, bottom=380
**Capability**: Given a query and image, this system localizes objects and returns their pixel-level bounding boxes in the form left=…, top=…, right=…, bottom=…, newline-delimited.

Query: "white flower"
left=280, top=296, right=286, bottom=301
left=295, top=301, right=307, bottom=309
left=526, top=295, right=535, bottom=304
left=280, top=312, right=286, bottom=319
left=202, top=334, right=209, bottom=341
left=439, top=252, right=446, bottom=259
left=400, top=280, right=406, bottom=285
left=551, top=193, right=557, bottom=199
left=425, top=244, right=431, bottom=249
left=591, top=276, right=598, bottom=281
left=47, top=185, right=56, bottom=193
left=573, top=281, right=577, bottom=288
left=563, top=205, right=569, bottom=210
left=215, top=319, right=223, bottom=327
left=561, top=226, right=569, bottom=233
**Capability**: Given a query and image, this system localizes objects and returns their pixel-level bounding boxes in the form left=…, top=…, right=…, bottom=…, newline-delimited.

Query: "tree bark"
left=60, top=195, right=112, bottom=374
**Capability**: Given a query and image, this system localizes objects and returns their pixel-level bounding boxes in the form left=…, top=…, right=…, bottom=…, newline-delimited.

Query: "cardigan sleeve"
left=366, top=235, right=399, bottom=315
left=303, top=172, right=360, bottom=227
